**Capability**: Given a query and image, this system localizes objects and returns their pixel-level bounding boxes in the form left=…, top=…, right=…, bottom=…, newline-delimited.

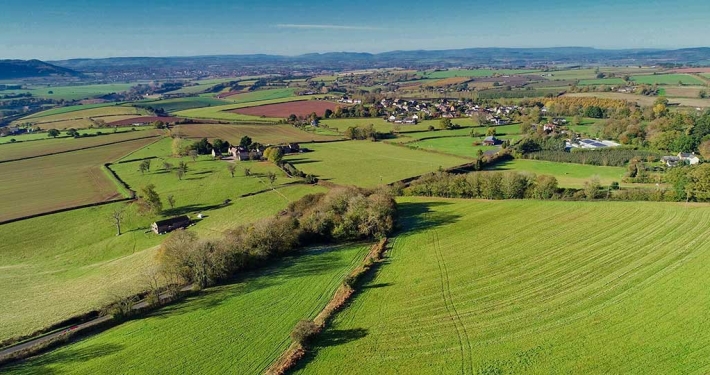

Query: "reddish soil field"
left=230, top=100, right=346, bottom=118
left=107, top=116, right=183, bottom=126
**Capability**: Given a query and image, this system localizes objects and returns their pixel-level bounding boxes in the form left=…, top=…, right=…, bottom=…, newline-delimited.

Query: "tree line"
left=157, top=187, right=397, bottom=289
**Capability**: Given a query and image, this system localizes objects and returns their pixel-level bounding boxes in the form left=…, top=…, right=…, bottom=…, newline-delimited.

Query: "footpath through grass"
left=297, top=197, right=710, bottom=374
left=6, top=244, right=369, bottom=374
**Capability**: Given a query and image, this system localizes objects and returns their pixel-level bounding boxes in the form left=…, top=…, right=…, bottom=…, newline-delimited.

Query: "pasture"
left=296, top=197, right=710, bottom=374
left=578, top=78, right=626, bottom=86
left=5, top=243, right=367, bottom=374
left=14, top=105, right=147, bottom=130
left=0, top=136, right=158, bottom=222
left=487, top=159, right=626, bottom=188
left=630, top=74, right=705, bottom=85
left=173, top=123, right=342, bottom=144
left=21, top=103, right=118, bottom=120
left=0, top=126, right=155, bottom=145
left=406, top=136, right=504, bottom=158
left=285, top=141, right=470, bottom=187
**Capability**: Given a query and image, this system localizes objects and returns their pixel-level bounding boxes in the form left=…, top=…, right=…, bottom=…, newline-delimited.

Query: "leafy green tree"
left=138, top=159, right=151, bottom=174
left=439, top=118, right=452, bottom=130
left=167, top=194, right=176, bottom=209
left=47, top=129, right=60, bottom=138
left=66, top=128, right=79, bottom=138
left=239, top=136, right=252, bottom=148
left=139, top=184, right=162, bottom=214
left=188, top=149, right=198, bottom=161
left=176, top=161, right=188, bottom=180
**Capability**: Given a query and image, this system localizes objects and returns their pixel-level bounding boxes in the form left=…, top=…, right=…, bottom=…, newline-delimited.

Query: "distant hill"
left=48, top=47, right=710, bottom=77
left=0, top=59, right=81, bottom=80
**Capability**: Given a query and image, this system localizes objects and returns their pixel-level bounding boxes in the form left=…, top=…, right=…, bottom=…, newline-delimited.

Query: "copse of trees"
left=404, top=171, right=560, bottom=200
left=523, top=148, right=661, bottom=167
left=157, top=187, right=396, bottom=289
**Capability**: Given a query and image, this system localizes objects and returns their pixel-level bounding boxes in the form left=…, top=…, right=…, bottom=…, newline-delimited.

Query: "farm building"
left=663, top=152, right=701, bottom=167
left=151, top=216, right=191, bottom=234
left=483, top=136, right=500, bottom=146
left=228, top=146, right=250, bottom=161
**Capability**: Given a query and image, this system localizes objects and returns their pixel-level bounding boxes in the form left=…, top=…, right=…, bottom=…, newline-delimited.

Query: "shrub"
left=291, top=320, right=320, bottom=346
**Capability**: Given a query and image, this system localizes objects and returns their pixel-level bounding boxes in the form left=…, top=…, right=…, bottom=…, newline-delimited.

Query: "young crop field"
left=284, top=141, right=470, bottom=187
left=221, top=88, right=295, bottom=104
left=420, top=69, right=539, bottom=79
left=5, top=243, right=367, bottom=374
left=14, top=106, right=146, bottom=128
left=21, top=103, right=119, bottom=120
left=174, top=96, right=326, bottom=122
left=230, top=100, right=345, bottom=118
left=662, top=86, right=706, bottom=98
left=134, top=97, right=230, bottom=113
left=173, top=123, right=342, bottom=144
left=0, top=137, right=158, bottom=222
left=0, top=129, right=160, bottom=162
left=487, top=159, right=626, bottom=188
left=296, top=197, right=710, bottom=374
left=630, top=74, right=705, bottom=85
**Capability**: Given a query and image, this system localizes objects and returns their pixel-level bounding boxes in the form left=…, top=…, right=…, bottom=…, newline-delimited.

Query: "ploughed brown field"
left=230, top=100, right=345, bottom=118
left=107, top=116, right=183, bottom=126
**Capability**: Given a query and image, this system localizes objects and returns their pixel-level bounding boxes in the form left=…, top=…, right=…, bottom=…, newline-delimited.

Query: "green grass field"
left=420, top=69, right=539, bottom=79
left=0, top=127, right=150, bottom=145
left=0, top=137, right=158, bottom=222
left=630, top=74, right=705, bottom=85
left=24, top=84, right=137, bottom=101
left=295, top=197, right=710, bottom=374
left=14, top=105, right=147, bottom=130
left=5, top=243, right=367, bottom=374
left=134, top=97, right=229, bottom=113
left=487, top=159, right=627, bottom=188
left=285, top=141, right=470, bottom=187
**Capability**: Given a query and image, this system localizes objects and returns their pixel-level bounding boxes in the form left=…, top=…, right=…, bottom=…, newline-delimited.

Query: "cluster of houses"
left=215, top=143, right=302, bottom=161
left=379, top=98, right=519, bottom=125
left=661, top=153, right=701, bottom=167
left=337, top=96, right=362, bottom=105
left=0, top=127, right=27, bottom=137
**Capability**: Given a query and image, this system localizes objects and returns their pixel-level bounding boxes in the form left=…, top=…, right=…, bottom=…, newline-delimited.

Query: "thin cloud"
left=275, top=24, right=383, bottom=31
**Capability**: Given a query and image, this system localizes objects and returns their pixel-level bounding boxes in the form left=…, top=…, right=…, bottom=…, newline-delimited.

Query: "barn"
left=151, top=216, right=191, bottom=234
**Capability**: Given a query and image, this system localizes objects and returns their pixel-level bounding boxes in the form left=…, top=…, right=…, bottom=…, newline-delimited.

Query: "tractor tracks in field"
left=430, top=230, right=473, bottom=374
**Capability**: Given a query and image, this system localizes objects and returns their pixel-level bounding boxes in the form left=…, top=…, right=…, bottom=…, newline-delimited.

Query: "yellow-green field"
left=296, top=197, right=710, bottom=374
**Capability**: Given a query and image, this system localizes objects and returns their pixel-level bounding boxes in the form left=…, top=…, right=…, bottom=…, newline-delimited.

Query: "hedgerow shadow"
left=3, top=343, right=124, bottom=375
left=396, top=201, right=461, bottom=234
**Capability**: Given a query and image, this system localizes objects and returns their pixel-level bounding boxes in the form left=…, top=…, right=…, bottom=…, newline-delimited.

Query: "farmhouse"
left=228, top=146, right=250, bottom=161
left=664, top=152, right=701, bottom=167
left=151, top=216, right=191, bottom=234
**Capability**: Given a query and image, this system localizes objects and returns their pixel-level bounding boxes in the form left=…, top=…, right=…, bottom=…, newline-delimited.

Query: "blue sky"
left=1, top=0, right=709, bottom=60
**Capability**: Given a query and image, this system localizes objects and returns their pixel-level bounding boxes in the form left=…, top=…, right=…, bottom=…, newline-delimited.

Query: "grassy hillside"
left=6, top=243, right=368, bottom=374
left=285, top=141, right=470, bottom=187
left=222, top=88, right=295, bottom=103
left=297, top=197, right=710, bottom=374
left=173, top=123, right=342, bottom=145
left=134, top=97, right=229, bottom=113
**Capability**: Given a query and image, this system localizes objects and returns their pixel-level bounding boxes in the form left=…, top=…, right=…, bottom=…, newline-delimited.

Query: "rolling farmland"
left=630, top=74, right=705, bottom=85
left=221, top=88, right=295, bottom=103
left=285, top=141, right=470, bottom=187
left=5, top=243, right=368, bottom=375
left=297, top=197, right=710, bottom=374
left=420, top=69, right=539, bottom=78
left=134, top=97, right=229, bottom=113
